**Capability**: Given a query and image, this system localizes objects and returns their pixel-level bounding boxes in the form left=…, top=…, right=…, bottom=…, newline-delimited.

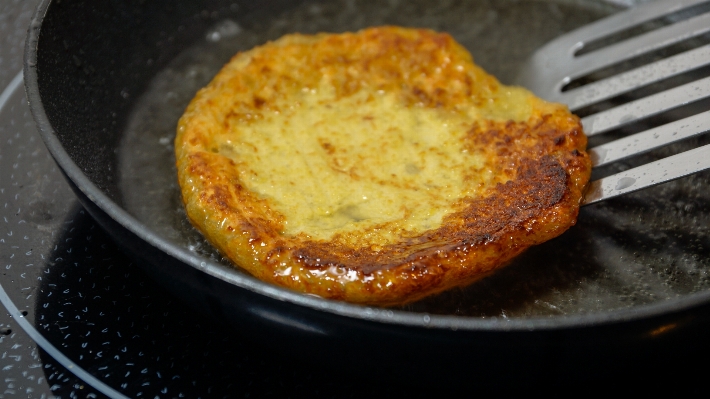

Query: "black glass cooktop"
left=1, top=61, right=446, bottom=399
left=0, top=65, right=419, bottom=399
left=0, top=2, right=412, bottom=397
left=2, top=1, right=710, bottom=397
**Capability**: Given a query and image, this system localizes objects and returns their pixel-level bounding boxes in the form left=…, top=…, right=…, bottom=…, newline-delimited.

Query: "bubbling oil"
left=118, top=0, right=710, bottom=317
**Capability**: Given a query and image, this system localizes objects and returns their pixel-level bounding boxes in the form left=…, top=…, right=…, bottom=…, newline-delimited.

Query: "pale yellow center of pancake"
left=213, top=78, right=535, bottom=241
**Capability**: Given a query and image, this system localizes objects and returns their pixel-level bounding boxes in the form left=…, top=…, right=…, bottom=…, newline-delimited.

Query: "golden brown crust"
left=175, top=26, right=591, bottom=306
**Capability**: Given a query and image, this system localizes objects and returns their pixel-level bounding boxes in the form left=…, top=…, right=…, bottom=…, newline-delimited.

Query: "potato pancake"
left=175, top=26, right=591, bottom=305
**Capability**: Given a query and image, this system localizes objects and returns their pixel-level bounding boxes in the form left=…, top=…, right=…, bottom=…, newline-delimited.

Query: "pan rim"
left=23, top=0, right=710, bottom=334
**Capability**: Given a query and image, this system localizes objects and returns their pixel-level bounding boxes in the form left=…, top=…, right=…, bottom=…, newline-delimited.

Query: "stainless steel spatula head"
left=516, top=0, right=710, bottom=205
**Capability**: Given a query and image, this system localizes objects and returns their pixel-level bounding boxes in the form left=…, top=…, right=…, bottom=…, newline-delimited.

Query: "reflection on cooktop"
left=0, top=80, right=467, bottom=397
left=0, top=71, right=409, bottom=398
left=34, top=206, right=406, bottom=398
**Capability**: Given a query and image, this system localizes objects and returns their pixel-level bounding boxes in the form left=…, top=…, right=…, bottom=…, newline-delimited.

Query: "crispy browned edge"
left=175, top=26, right=592, bottom=306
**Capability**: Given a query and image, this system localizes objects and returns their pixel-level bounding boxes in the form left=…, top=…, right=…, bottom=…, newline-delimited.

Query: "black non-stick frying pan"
left=24, top=0, right=710, bottom=386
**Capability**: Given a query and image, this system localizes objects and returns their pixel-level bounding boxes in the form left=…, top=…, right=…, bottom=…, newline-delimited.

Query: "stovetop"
left=0, top=92, right=333, bottom=399
left=2, top=1, right=710, bottom=397
left=0, top=25, right=406, bottom=399
left=0, top=2, right=404, bottom=397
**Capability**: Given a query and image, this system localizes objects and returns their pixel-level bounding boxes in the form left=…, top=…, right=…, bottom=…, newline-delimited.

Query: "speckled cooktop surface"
left=0, top=40, right=406, bottom=399
left=0, top=2, right=412, bottom=397
left=0, top=40, right=403, bottom=399
left=2, top=0, right=710, bottom=397
left=0, top=53, right=353, bottom=399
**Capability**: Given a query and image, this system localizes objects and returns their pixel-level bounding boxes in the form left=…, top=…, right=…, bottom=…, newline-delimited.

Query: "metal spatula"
left=515, top=0, right=710, bottom=205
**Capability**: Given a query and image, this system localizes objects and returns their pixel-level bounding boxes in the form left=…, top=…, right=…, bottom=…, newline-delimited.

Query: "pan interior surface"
left=112, top=0, right=710, bottom=319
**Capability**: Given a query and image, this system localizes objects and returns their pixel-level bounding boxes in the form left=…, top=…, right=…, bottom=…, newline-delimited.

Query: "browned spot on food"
left=253, top=96, right=266, bottom=108
left=319, top=139, right=336, bottom=155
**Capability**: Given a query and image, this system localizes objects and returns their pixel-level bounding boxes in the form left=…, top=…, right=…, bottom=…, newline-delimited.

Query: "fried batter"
left=175, top=26, right=591, bottom=305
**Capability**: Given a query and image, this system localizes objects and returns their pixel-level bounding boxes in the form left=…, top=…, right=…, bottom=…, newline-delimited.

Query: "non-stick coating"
left=24, top=0, right=710, bottom=383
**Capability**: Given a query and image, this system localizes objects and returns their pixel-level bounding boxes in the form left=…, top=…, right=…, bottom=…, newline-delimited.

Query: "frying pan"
left=24, top=0, right=710, bottom=386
